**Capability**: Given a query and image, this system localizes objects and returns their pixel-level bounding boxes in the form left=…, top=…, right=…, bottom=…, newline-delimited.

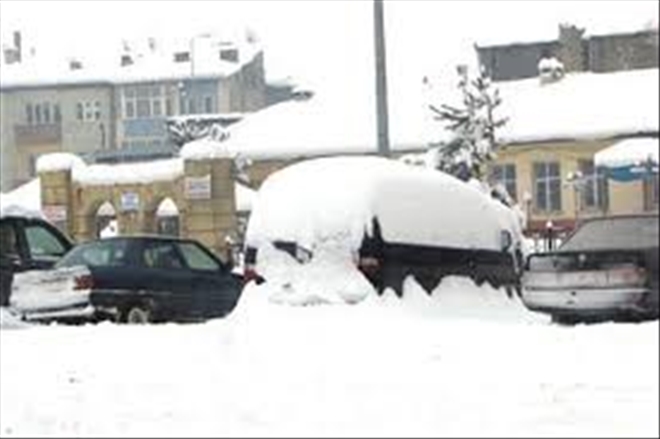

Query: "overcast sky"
left=0, top=0, right=657, bottom=87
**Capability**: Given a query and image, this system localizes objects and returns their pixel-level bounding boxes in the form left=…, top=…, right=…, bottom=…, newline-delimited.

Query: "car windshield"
left=56, top=239, right=131, bottom=268
left=559, top=215, right=659, bottom=253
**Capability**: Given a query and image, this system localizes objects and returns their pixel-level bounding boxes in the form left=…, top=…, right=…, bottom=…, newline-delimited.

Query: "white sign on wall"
left=184, top=175, right=212, bottom=200
left=120, top=192, right=140, bottom=212
left=43, top=205, right=67, bottom=223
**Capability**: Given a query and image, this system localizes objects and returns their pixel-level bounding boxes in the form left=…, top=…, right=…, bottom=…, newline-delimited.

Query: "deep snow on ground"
left=1, top=277, right=658, bottom=438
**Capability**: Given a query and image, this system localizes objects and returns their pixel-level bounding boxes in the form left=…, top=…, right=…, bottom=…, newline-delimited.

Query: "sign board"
left=120, top=192, right=140, bottom=212
left=184, top=175, right=212, bottom=200
left=43, top=205, right=67, bottom=223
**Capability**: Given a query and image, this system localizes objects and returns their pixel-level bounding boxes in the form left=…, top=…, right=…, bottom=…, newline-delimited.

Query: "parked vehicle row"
left=2, top=212, right=243, bottom=324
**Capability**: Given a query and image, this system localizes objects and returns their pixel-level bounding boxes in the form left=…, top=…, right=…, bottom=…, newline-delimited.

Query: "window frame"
left=533, top=161, right=562, bottom=213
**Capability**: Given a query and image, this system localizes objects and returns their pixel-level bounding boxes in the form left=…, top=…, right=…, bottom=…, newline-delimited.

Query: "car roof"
left=558, top=214, right=659, bottom=253
left=88, top=234, right=194, bottom=244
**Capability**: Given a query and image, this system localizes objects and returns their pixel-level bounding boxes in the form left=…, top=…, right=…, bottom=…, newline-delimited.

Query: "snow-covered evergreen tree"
left=428, top=64, right=507, bottom=182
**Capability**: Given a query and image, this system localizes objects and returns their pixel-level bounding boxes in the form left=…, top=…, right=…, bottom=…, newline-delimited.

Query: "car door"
left=174, top=240, right=241, bottom=318
left=138, top=240, right=195, bottom=319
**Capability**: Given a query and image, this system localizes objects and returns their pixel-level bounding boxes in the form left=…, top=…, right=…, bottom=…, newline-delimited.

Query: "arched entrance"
left=95, top=201, right=118, bottom=238
left=156, top=197, right=180, bottom=236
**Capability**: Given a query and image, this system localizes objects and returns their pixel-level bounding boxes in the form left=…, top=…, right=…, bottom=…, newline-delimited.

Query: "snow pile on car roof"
left=246, top=156, right=518, bottom=254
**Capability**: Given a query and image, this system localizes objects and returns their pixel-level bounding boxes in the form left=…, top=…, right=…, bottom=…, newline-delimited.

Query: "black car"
left=9, top=235, right=243, bottom=324
left=1, top=214, right=74, bottom=307
left=522, top=214, right=659, bottom=324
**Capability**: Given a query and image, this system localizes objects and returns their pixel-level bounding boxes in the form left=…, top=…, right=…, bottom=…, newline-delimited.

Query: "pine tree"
left=429, top=64, right=507, bottom=182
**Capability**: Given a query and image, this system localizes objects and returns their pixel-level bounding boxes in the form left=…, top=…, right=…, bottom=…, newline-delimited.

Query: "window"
left=24, top=224, right=68, bottom=259
left=165, top=98, right=173, bottom=116
left=578, top=160, right=608, bottom=210
left=125, top=101, right=135, bottom=119
left=94, top=101, right=101, bottom=120
left=177, top=242, right=222, bottom=271
left=123, top=84, right=163, bottom=119
left=73, top=100, right=99, bottom=122
left=142, top=242, right=184, bottom=269
left=54, top=104, right=61, bottom=123
left=174, top=52, right=190, bottom=63
left=26, top=104, right=33, bottom=124
left=188, top=98, right=196, bottom=114
left=534, top=162, right=561, bottom=212
left=43, top=103, right=51, bottom=123
left=35, top=104, right=42, bottom=124
left=490, top=164, right=517, bottom=201
left=56, top=239, right=130, bottom=268
left=220, top=49, right=238, bottom=63
left=204, top=96, right=213, bottom=113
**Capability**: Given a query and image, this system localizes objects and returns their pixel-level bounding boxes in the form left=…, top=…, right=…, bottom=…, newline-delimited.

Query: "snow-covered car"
left=1, top=213, right=73, bottom=307
left=243, top=156, right=524, bottom=301
left=10, top=235, right=243, bottom=324
left=521, top=214, right=659, bottom=324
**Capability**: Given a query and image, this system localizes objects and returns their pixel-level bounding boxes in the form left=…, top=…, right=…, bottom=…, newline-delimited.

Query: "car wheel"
left=125, top=306, right=152, bottom=324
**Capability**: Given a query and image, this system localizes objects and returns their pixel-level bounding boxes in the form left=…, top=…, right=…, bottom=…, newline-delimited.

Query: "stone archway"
left=155, top=197, right=180, bottom=236
left=38, top=154, right=238, bottom=262
left=95, top=200, right=117, bottom=238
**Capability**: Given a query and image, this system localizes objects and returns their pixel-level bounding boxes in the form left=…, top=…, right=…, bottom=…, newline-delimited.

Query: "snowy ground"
left=1, top=277, right=658, bottom=438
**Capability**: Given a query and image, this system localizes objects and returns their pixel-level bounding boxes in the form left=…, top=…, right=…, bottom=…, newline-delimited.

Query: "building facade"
left=0, top=34, right=267, bottom=192
left=477, top=24, right=659, bottom=81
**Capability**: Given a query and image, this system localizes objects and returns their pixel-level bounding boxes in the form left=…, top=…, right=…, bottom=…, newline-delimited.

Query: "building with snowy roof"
left=0, top=31, right=267, bottom=192
left=476, top=23, right=659, bottom=81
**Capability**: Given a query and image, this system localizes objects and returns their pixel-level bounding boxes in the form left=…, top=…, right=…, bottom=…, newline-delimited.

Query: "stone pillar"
left=183, top=157, right=237, bottom=262
left=38, top=169, right=74, bottom=238
left=558, top=24, right=586, bottom=73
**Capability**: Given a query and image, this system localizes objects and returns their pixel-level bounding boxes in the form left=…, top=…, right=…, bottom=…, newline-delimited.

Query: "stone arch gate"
left=38, top=156, right=238, bottom=263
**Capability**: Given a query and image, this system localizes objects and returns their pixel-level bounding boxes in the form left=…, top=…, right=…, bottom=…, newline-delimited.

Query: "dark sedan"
left=522, top=214, right=659, bottom=324
left=9, top=235, right=242, bottom=324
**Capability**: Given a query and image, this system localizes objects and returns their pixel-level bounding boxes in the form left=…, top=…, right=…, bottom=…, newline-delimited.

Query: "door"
left=175, top=241, right=241, bottom=318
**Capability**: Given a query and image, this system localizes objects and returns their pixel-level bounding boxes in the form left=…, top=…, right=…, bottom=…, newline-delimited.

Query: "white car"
left=522, top=214, right=659, bottom=324
left=244, top=156, right=524, bottom=299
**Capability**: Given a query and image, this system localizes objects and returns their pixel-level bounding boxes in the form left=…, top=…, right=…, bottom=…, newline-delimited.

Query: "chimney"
left=13, top=31, right=21, bottom=62
left=558, top=24, right=586, bottom=73
left=120, top=54, right=133, bottom=66
left=69, top=59, right=83, bottom=70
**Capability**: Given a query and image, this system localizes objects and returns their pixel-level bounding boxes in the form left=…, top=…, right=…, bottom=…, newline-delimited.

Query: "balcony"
left=14, top=123, right=62, bottom=146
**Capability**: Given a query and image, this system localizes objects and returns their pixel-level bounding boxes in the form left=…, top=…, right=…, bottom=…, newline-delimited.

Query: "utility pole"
left=373, top=0, right=390, bottom=157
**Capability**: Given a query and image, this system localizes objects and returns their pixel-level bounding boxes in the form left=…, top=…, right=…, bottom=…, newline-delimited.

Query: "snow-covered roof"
left=217, top=80, right=439, bottom=159
left=11, top=155, right=256, bottom=215
left=497, top=68, right=659, bottom=144
left=0, top=33, right=262, bottom=89
left=0, top=178, right=44, bottom=219
left=594, top=137, right=659, bottom=168
left=72, top=158, right=184, bottom=186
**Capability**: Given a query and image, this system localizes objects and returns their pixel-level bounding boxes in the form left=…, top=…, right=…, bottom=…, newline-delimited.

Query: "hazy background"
left=1, top=1, right=657, bottom=87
